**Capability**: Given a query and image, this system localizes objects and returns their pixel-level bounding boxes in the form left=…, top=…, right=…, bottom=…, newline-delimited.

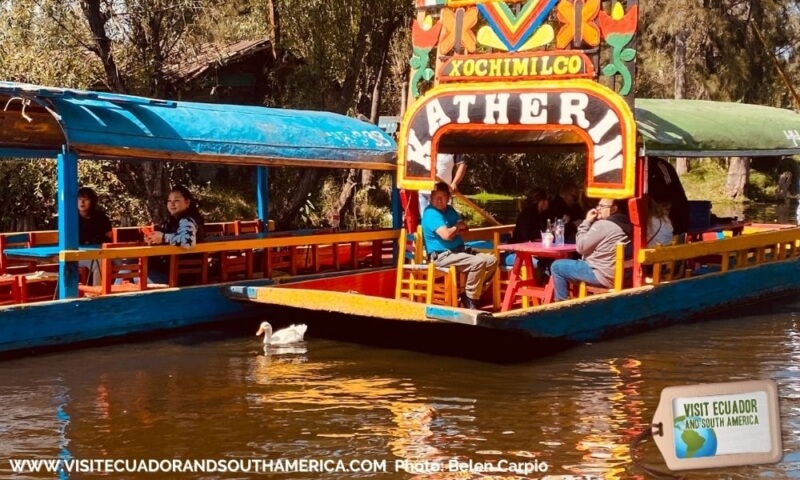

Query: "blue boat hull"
left=1, top=259, right=797, bottom=358
left=485, top=257, right=800, bottom=342
left=0, top=280, right=277, bottom=355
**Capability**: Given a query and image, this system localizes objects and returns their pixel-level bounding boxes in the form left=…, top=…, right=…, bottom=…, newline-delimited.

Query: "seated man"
left=550, top=198, right=632, bottom=301
left=422, top=182, right=498, bottom=309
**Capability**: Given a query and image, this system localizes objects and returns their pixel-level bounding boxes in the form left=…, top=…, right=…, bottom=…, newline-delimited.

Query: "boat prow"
left=226, top=269, right=492, bottom=327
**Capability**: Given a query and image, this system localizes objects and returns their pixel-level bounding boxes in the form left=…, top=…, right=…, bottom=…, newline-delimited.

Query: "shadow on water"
left=283, top=308, right=575, bottom=364
left=8, top=291, right=800, bottom=364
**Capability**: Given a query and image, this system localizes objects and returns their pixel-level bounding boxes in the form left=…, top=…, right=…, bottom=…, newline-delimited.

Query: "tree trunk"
left=777, top=171, right=792, bottom=202
left=676, top=158, right=690, bottom=175
left=80, top=0, right=127, bottom=93
left=266, top=0, right=280, bottom=61
left=337, top=169, right=360, bottom=222
left=141, top=162, right=167, bottom=222
left=275, top=170, right=321, bottom=230
left=335, top=2, right=376, bottom=113
left=724, top=157, right=750, bottom=199
left=673, top=26, right=690, bottom=175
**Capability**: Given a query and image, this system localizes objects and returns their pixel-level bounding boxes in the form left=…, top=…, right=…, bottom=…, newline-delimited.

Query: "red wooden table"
left=497, top=242, right=578, bottom=311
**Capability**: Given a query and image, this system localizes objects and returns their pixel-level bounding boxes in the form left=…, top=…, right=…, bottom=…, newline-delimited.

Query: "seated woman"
left=78, top=187, right=113, bottom=285
left=647, top=199, right=674, bottom=247
left=506, top=189, right=550, bottom=276
left=144, top=185, right=206, bottom=285
left=511, top=189, right=549, bottom=244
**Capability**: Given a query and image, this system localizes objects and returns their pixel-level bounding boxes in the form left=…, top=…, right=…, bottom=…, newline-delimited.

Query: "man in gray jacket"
left=550, top=198, right=632, bottom=301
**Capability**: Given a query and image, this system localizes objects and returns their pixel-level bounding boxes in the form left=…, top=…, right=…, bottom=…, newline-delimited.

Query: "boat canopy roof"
left=636, top=99, right=800, bottom=157
left=380, top=98, right=800, bottom=158
left=0, top=82, right=396, bottom=170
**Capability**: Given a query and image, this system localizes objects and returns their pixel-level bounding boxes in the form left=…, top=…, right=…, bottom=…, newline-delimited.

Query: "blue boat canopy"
left=0, top=82, right=397, bottom=170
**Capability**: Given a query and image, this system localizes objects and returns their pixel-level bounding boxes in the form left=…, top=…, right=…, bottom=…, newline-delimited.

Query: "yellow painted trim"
left=250, top=287, right=432, bottom=322
left=460, top=224, right=515, bottom=241
left=639, top=228, right=800, bottom=264
left=60, top=229, right=400, bottom=262
left=396, top=79, right=636, bottom=199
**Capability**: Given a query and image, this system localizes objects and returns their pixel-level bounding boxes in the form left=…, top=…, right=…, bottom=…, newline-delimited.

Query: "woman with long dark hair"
left=144, top=185, right=206, bottom=284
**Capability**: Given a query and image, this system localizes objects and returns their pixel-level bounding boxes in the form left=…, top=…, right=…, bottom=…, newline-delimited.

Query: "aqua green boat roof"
left=636, top=99, right=800, bottom=157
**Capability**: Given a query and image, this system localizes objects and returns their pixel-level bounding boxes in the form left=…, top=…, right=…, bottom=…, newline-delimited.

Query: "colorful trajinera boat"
left=229, top=0, right=800, bottom=345
left=1, top=0, right=800, bottom=358
left=0, top=82, right=401, bottom=354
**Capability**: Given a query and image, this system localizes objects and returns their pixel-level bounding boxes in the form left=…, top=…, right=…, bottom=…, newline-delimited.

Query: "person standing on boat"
left=418, top=153, right=467, bottom=212
left=550, top=198, right=632, bottom=301
left=77, top=187, right=113, bottom=285
left=144, top=185, right=206, bottom=284
left=422, top=182, right=497, bottom=310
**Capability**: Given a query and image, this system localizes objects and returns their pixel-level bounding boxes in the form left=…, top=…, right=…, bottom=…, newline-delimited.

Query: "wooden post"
left=57, top=148, right=79, bottom=299
left=256, top=166, right=269, bottom=229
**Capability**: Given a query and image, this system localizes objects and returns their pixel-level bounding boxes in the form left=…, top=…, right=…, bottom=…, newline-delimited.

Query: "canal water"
left=0, top=201, right=797, bottom=479
left=0, top=304, right=798, bottom=479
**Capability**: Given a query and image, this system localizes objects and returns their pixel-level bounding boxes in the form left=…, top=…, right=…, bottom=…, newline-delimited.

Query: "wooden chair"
left=263, top=241, right=297, bottom=278
left=78, top=243, right=159, bottom=296
left=578, top=242, right=631, bottom=298
left=0, top=275, right=21, bottom=306
left=204, top=223, right=226, bottom=238
left=111, top=225, right=153, bottom=243
left=655, top=233, right=690, bottom=282
left=27, top=231, right=58, bottom=246
left=219, top=220, right=261, bottom=281
left=17, top=271, right=59, bottom=303
left=0, top=234, right=37, bottom=274
left=169, top=252, right=210, bottom=287
left=395, top=226, right=457, bottom=306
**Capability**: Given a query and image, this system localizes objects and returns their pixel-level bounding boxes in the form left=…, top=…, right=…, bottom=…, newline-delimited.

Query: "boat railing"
left=60, top=227, right=399, bottom=274
left=639, top=227, right=800, bottom=285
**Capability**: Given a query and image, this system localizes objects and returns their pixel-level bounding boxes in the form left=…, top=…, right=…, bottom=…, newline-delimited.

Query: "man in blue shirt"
left=421, top=182, right=498, bottom=309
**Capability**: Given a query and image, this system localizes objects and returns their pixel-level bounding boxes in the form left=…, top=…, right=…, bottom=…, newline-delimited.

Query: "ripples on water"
left=0, top=301, right=798, bottom=479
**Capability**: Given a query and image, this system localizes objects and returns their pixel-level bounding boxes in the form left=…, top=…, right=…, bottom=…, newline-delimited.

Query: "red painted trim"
left=280, top=269, right=396, bottom=299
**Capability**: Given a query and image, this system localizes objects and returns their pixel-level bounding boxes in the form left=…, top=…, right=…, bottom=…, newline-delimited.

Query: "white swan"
left=256, top=321, right=307, bottom=346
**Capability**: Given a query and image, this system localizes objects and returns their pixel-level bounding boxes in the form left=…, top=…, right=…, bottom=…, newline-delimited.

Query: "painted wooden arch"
left=397, top=79, right=636, bottom=199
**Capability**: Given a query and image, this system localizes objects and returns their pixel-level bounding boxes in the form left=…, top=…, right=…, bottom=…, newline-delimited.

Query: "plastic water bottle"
left=555, top=218, right=565, bottom=246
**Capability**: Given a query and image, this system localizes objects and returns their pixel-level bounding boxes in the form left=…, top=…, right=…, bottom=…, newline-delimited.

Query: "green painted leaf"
left=620, top=48, right=637, bottom=62
left=422, top=68, right=435, bottom=81
left=602, top=64, right=617, bottom=76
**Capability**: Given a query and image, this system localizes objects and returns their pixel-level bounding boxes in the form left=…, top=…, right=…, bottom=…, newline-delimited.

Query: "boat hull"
left=231, top=258, right=800, bottom=344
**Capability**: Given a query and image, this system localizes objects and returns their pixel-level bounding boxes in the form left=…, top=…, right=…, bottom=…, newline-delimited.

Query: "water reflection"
left=0, top=307, right=798, bottom=479
left=246, top=351, right=458, bottom=474
left=572, top=358, right=645, bottom=480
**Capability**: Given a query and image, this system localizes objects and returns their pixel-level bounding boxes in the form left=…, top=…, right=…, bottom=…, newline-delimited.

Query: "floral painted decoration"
left=597, top=1, right=638, bottom=95
left=410, top=15, right=443, bottom=98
